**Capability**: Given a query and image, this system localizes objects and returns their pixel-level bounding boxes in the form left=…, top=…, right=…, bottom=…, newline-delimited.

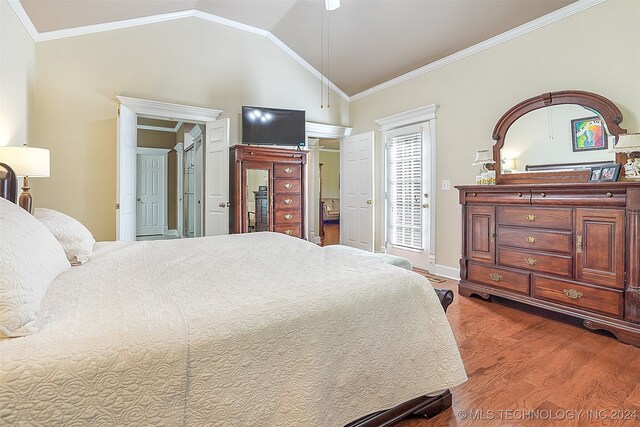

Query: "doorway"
left=319, top=140, right=340, bottom=246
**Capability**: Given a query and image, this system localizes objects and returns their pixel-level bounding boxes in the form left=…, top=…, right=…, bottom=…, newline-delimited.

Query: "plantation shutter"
left=387, top=126, right=423, bottom=250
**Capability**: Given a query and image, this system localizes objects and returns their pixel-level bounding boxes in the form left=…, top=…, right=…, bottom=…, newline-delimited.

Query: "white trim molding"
left=118, top=96, right=222, bottom=123
left=433, top=264, right=460, bottom=281
left=374, top=104, right=438, bottom=130
left=306, top=122, right=352, bottom=139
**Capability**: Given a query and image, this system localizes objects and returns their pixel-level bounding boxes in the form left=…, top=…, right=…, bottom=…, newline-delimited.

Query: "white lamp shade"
left=472, top=150, right=495, bottom=165
left=613, top=133, right=640, bottom=153
left=0, top=146, right=50, bottom=177
left=503, top=158, right=517, bottom=170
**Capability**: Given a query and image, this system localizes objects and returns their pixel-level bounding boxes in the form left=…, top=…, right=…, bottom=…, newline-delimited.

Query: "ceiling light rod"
left=325, top=0, right=340, bottom=11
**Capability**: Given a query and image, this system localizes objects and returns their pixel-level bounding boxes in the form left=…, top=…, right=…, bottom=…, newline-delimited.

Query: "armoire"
left=229, top=145, right=307, bottom=238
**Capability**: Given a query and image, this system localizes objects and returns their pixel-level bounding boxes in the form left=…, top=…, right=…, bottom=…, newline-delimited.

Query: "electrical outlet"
left=441, top=180, right=452, bottom=191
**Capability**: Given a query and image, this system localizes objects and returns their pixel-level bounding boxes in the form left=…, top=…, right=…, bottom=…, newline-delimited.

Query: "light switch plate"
left=441, top=180, right=451, bottom=191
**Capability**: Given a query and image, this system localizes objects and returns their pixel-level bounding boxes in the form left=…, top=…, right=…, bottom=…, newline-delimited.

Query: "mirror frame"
left=493, top=90, right=627, bottom=184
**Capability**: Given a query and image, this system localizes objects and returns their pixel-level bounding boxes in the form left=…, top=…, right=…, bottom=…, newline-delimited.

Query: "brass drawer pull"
left=524, top=258, right=538, bottom=266
left=489, top=273, right=503, bottom=282
left=563, top=288, right=584, bottom=300
left=283, top=167, right=292, bottom=174
left=525, top=236, right=537, bottom=243
left=540, top=192, right=546, bottom=198
left=517, top=192, right=523, bottom=197
left=606, top=192, right=613, bottom=198
left=576, top=235, right=583, bottom=254
left=284, top=214, right=293, bottom=220
left=284, top=199, right=293, bottom=205
left=284, top=229, right=293, bottom=235
left=524, top=214, right=536, bottom=221
left=283, top=183, right=293, bottom=189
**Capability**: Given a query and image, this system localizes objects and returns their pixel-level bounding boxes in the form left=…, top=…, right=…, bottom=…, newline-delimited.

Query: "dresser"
left=457, top=183, right=640, bottom=346
left=230, top=145, right=307, bottom=238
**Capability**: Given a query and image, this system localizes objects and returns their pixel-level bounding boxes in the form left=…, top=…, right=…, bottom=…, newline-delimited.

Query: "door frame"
left=305, top=122, right=352, bottom=244
left=174, top=142, right=184, bottom=237
left=116, top=96, right=222, bottom=240
left=136, top=147, right=170, bottom=237
left=375, top=104, right=438, bottom=271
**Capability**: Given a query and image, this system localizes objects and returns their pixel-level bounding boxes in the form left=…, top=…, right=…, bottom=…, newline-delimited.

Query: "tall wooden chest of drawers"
left=230, top=145, right=307, bottom=238
left=457, top=183, right=640, bottom=346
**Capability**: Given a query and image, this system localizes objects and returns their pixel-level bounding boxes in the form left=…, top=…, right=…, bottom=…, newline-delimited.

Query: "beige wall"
left=31, top=17, right=349, bottom=240
left=349, top=0, right=640, bottom=270
left=0, top=2, right=34, bottom=148
left=320, top=150, right=340, bottom=199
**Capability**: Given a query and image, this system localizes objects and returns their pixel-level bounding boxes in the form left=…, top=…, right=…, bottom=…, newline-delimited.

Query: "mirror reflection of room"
left=246, top=169, right=269, bottom=232
left=501, top=105, right=614, bottom=174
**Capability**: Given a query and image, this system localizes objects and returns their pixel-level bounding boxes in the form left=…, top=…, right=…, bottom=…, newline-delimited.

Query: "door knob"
left=218, top=202, right=230, bottom=208
left=366, top=200, right=372, bottom=205
left=422, top=203, right=429, bottom=208
left=136, top=198, right=141, bottom=202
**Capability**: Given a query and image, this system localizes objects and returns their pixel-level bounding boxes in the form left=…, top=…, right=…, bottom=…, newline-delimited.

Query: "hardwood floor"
left=397, top=274, right=640, bottom=426
left=321, top=222, right=340, bottom=246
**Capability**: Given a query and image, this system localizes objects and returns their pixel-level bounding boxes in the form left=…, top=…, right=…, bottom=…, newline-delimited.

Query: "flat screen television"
left=242, top=106, right=305, bottom=147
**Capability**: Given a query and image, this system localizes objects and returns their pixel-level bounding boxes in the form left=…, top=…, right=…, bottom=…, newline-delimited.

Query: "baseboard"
left=433, top=264, right=460, bottom=280
left=164, top=229, right=179, bottom=237
left=312, top=236, right=322, bottom=244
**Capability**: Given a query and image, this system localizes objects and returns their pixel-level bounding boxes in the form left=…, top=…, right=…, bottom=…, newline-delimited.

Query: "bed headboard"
left=0, top=163, right=17, bottom=203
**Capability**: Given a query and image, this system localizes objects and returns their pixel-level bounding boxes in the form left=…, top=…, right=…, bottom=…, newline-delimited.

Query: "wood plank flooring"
left=397, top=275, right=640, bottom=426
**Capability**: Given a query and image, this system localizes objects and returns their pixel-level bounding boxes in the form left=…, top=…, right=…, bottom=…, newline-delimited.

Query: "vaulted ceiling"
left=19, top=0, right=578, bottom=97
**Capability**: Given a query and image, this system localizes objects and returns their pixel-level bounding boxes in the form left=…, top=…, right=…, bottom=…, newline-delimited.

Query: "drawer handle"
left=606, top=192, right=613, bottom=198
left=563, top=288, right=584, bottom=300
left=283, top=183, right=293, bottom=189
left=284, top=214, right=293, bottom=220
left=576, top=235, right=583, bottom=254
left=489, top=273, right=503, bottom=282
left=283, top=167, right=292, bottom=174
left=284, top=199, right=293, bottom=205
left=284, top=229, right=293, bottom=235
left=525, top=236, right=537, bottom=243
left=540, top=192, right=546, bottom=198
left=524, top=258, right=538, bottom=266
left=524, top=214, right=536, bottom=221
left=517, top=192, right=523, bottom=197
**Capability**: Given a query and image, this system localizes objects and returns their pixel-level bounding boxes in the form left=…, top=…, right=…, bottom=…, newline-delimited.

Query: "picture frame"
left=599, top=164, right=621, bottom=182
left=571, top=116, right=607, bottom=152
left=588, top=167, right=602, bottom=182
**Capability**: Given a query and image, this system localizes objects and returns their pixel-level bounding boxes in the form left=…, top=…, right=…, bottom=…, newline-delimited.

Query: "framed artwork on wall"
left=571, top=116, right=607, bottom=152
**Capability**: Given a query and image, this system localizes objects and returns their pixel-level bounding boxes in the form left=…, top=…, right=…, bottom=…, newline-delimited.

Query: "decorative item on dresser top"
left=457, top=90, right=640, bottom=346
left=0, top=145, right=50, bottom=213
left=230, top=145, right=307, bottom=238
left=613, top=133, right=640, bottom=180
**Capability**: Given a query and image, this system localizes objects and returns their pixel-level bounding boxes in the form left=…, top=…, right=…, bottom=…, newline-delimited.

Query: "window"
left=387, top=125, right=424, bottom=250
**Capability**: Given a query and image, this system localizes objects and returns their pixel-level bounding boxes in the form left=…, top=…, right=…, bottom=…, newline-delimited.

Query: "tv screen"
left=242, top=106, right=305, bottom=146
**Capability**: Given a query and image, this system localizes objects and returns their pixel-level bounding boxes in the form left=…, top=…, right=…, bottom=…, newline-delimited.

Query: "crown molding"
left=375, top=104, right=438, bottom=131
left=350, top=0, right=607, bottom=102
left=118, top=96, right=222, bottom=122
left=306, top=122, right=352, bottom=139
left=9, top=0, right=605, bottom=105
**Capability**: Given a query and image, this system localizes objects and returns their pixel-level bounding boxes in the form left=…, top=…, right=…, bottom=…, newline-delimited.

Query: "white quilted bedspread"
left=0, top=232, right=466, bottom=426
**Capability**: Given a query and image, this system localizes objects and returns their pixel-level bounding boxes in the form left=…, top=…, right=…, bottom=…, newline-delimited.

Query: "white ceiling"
left=19, top=0, right=577, bottom=96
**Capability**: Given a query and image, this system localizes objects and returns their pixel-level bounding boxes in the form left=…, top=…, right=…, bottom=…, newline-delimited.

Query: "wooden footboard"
left=344, top=390, right=452, bottom=427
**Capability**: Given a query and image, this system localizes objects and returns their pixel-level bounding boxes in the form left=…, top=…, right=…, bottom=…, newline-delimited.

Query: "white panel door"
left=340, top=131, right=375, bottom=251
left=136, top=154, right=165, bottom=236
left=204, top=118, right=230, bottom=236
left=116, top=104, right=137, bottom=241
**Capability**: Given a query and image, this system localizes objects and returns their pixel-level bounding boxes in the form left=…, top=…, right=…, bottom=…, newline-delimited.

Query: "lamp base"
left=18, top=176, right=32, bottom=214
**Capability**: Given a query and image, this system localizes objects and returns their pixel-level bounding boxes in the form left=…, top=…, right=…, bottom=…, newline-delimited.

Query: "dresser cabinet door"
left=467, top=205, right=495, bottom=264
left=576, top=208, right=625, bottom=289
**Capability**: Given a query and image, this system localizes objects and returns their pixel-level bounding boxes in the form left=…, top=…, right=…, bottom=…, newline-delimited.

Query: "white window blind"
left=387, top=129, right=423, bottom=250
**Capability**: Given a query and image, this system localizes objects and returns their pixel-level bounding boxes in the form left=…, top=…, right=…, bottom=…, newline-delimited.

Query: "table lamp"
left=0, top=144, right=50, bottom=213
left=472, top=150, right=495, bottom=173
left=612, top=133, right=640, bottom=180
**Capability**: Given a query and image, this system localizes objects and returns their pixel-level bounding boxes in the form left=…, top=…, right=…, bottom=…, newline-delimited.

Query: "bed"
left=0, top=167, right=466, bottom=426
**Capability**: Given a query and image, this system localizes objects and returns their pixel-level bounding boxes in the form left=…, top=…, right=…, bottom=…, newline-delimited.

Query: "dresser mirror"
left=493, top=90, right=628, bottom=184
left=245, top=168, right=270, bottom=232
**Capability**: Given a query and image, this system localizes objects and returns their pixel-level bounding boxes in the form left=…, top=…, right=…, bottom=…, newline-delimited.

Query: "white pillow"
left=34, top=208, right=96, bottom=265
left=0, top=198, right=70, bottom=338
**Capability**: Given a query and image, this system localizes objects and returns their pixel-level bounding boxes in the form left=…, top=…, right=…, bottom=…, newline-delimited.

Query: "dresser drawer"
left=274, top=179, right=301, bottom=193
left=274, top=210, right=300, bottom=224
left=274, top=194, right=300, bottom=210
left=497, top=206, right=572, bottom=230
left=274, top=223, right=301, bottom=238
left=274, top=164, right=301, bottom=178
left=467, top=263, right=530, bottom=295
left=498, top=248, right=572, bottom=278
left=498, top=226, right=573, bottom=254
left=532, top=275, right=623, bottom=318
